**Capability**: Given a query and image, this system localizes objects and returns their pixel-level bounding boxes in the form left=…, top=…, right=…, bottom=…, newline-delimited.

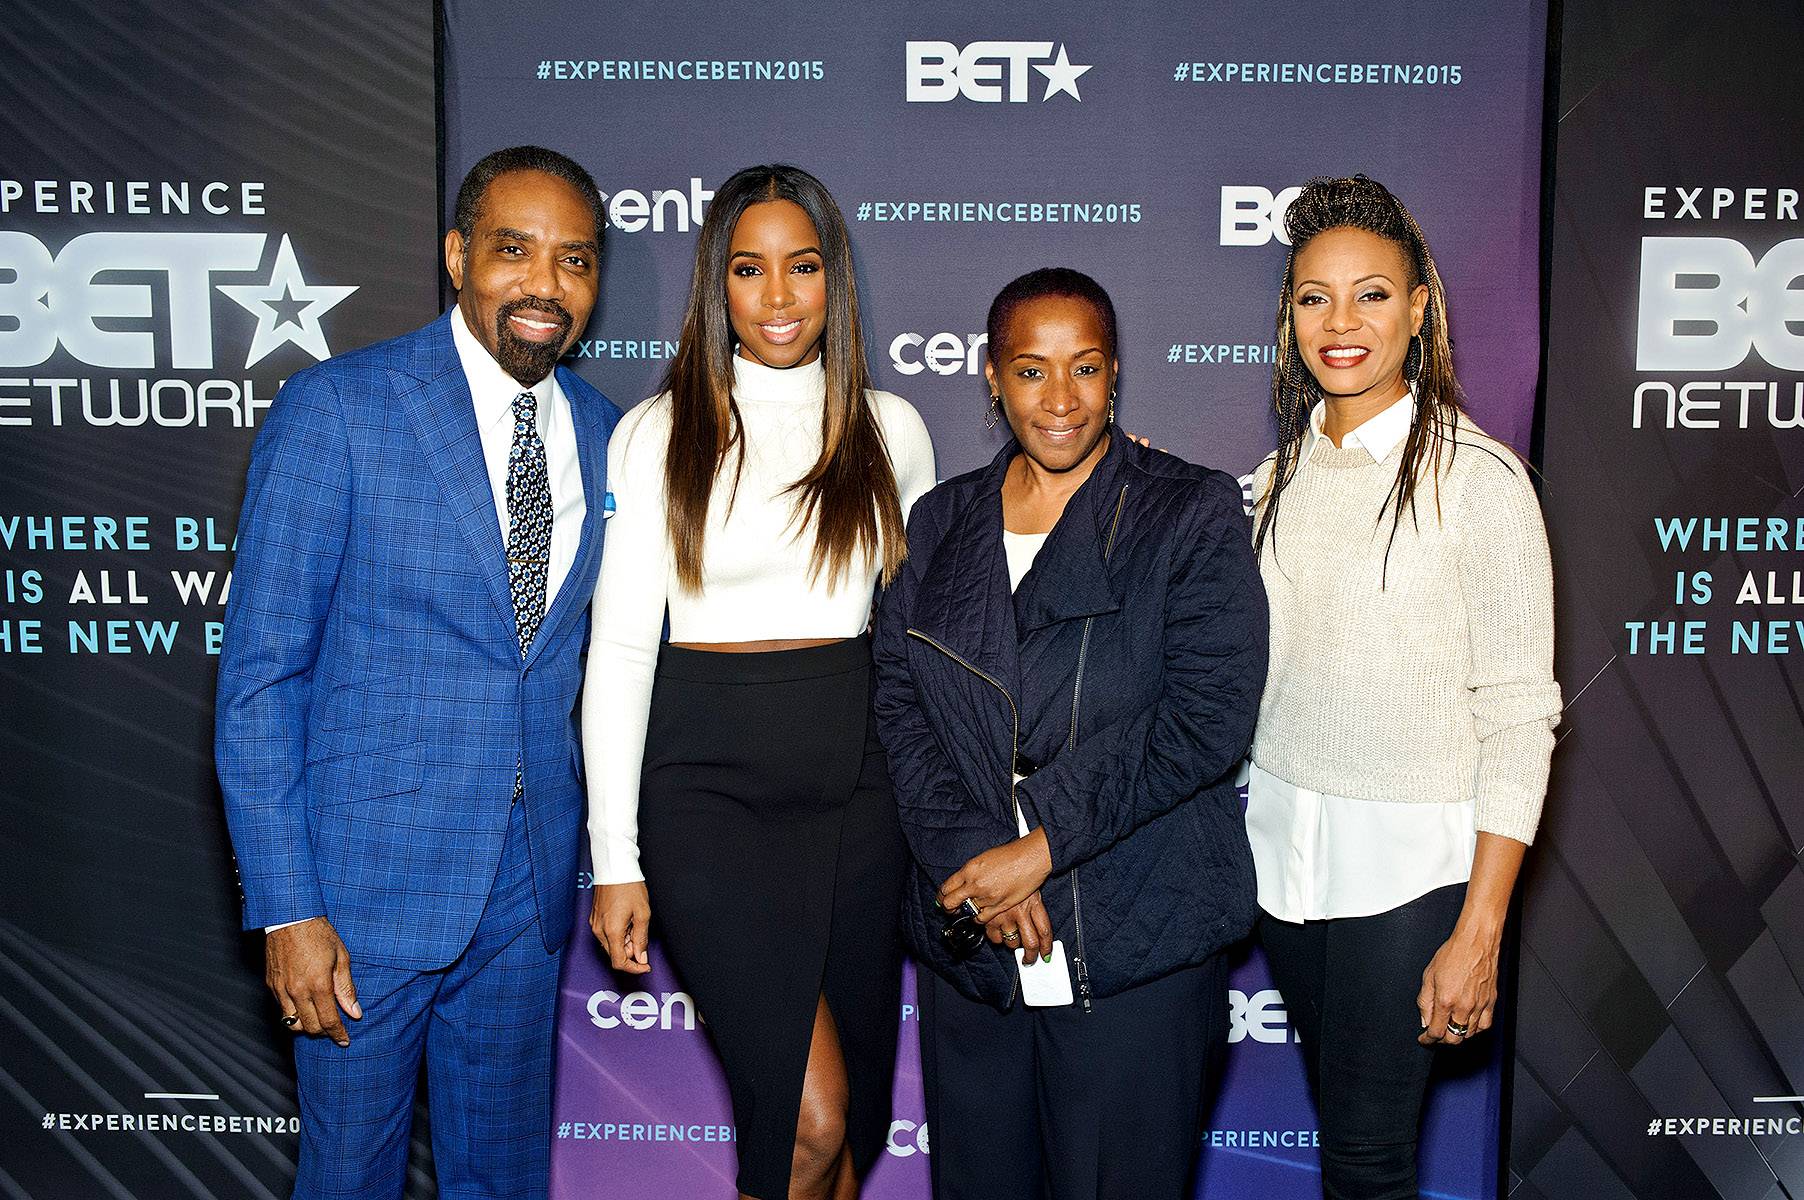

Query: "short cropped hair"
left=452, top=145, right=606, bottom=246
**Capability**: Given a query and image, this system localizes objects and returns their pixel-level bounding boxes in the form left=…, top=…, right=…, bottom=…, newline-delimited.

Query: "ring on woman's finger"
left=1001, top=929, right=1020, bottom=943
left=280, top=1013, right=299, bottom=1029
left=1446, top=1019, right=1470, bottom=1037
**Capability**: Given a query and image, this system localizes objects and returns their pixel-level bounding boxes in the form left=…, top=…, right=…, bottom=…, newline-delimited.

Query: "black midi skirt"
left=638, top=635, right=906, bottom=1200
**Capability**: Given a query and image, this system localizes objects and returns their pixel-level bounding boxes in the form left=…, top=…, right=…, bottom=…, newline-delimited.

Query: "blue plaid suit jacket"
left=217, top=312, right=622, bottom=970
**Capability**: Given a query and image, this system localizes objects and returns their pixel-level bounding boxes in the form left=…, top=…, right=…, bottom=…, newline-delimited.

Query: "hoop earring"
left=986, top=394, right=1001, bottom=430
left=1404, top=334, right=1424, bottom=384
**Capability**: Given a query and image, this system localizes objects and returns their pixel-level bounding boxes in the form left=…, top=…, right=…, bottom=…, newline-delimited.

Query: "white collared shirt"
left=1301, top=388, right=1415, bottom=464
left=450, top=306, right=585, bottom=611
left=1245, top=389, right=1479, bottom=922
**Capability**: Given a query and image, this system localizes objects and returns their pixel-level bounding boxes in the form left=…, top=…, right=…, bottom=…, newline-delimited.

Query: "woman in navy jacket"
left=873, top=268, right=1267, bottom=1200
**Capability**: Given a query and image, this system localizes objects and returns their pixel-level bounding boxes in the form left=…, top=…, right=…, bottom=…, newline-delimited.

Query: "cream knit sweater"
left=1250, top=414, right=1561, bottom=845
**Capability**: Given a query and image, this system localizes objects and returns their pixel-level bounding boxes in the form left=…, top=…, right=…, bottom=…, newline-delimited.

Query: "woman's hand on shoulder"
left=591, top=881, right=652, bottom=975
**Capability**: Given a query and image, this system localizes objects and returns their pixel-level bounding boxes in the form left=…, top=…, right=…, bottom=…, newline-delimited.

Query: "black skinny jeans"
left=1258, top=882, right=1468, bottom=1200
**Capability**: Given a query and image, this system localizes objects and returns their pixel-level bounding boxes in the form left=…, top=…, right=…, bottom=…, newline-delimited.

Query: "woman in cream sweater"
left=1247, top=175, right=1561, bottom=1200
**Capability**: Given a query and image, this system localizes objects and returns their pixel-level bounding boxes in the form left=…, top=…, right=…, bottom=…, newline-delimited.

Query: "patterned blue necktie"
left=506, top=390, right=552, bottom=657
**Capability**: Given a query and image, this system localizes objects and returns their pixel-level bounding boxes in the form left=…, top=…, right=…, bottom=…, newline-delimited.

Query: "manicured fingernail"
left=1042, top=951, right=1053, bottom=963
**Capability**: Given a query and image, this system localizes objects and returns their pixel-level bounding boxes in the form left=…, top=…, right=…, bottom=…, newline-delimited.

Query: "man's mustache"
left=496, top=299, right=574, bottom=337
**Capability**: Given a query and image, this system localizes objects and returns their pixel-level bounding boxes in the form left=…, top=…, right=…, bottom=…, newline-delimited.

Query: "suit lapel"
left=398, top=314, right=517, bottom=634
left=525, top=365, right=602, bottom=666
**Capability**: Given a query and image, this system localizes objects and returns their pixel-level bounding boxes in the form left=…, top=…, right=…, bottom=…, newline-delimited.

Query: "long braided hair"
left=1253, top=176, right=1467, bottom=575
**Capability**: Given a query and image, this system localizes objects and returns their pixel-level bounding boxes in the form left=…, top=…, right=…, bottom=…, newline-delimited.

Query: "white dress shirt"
left=1245, top=391, right=1479, bottom=922
left=450, top=307, right=586, bottom=611
left=267, top=311, right=586, bottom=933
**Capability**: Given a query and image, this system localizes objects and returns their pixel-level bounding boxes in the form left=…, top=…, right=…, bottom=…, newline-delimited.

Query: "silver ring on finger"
left=281, top=1013, right=299, bottom=1029
left=1446, top=1019, right=1470, bottom=1037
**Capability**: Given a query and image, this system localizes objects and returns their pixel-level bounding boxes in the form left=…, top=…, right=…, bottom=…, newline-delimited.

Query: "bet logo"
left=1227, top=988, right=1296, bottom=1044
left=1218, top=187, right=1304, bottom=247
left=906, top=41, right=1091, bottom=103
left=1636, top=236, right=1804, bottom=371
left=0, top=230, right=354, bottom=370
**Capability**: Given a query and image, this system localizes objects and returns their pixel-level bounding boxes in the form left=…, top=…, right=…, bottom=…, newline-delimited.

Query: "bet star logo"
left=1035, top=45, right=1091, bottom=101
left=0, top=230, right=359, bottom=371
left=906, top=41, right=1094, bottom=103
left=220, top=235, right=358, bottom=367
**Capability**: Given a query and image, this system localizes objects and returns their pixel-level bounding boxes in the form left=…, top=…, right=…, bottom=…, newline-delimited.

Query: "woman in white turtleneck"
left=579, top=165, right=934, bottom=1200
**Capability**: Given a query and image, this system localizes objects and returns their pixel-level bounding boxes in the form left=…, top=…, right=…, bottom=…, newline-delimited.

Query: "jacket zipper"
left=905, top=627, right=1022, bottom=1008
left=1066, top=483, right=1129, bottom=1014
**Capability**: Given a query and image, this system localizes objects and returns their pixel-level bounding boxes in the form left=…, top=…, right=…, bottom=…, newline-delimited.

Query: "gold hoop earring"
left=986, top=394, right=1001, bottom=430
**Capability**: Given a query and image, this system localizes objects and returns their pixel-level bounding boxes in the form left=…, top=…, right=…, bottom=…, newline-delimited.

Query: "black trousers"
left=1258, top=882, right=1468, bottom=1200
left=919, top=957, right=1227, bottom=1200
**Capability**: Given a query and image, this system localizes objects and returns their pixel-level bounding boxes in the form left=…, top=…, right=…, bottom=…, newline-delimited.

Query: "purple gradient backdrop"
left=553, top=861, right=1501, bottom=1200
left=443, top=3, right=1546, bottom=1196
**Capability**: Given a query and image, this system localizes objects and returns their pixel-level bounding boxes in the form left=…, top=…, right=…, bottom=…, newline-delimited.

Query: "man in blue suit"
left=217, top=146, right=622, bottom=1199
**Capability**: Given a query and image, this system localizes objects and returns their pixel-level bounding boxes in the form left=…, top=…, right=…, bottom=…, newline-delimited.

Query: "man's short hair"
left=453, top=146, right=605, bottom=246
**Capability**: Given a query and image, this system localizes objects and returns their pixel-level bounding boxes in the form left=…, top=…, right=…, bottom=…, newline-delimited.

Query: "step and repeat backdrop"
left=0, top=2, right=1552, bottom=1197
left=440, top=3, right=1548, bottom=1198
left=0, top=2, right=439, bottom=1197
left=1510, top=1, right=1804, bottom=1198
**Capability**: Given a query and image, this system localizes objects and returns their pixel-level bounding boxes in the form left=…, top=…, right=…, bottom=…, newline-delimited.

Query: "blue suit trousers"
left=291, top=801, right=559, bottom=1200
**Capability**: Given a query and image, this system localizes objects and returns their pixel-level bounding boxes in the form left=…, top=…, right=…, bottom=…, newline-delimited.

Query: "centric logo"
left=597, top=178, right=714, bottom=234
left=889, top=331, right=987, bottom=376
left=906, top=41, right=1092, bottom=103
left=585, top=989, right=700, bottom=1031
left=886, top=1119, right=931, bottom=1156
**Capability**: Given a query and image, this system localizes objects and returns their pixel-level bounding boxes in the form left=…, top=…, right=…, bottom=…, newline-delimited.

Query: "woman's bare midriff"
left=669, top=637, right=845, bottom=653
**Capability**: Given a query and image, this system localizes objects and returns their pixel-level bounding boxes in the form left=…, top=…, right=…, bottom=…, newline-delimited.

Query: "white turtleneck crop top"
left=582, top=355, right=937, bottom=884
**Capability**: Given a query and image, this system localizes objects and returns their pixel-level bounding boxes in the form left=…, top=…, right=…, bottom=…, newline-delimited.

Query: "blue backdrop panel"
left=442, top=3, right=1547, bottom=1198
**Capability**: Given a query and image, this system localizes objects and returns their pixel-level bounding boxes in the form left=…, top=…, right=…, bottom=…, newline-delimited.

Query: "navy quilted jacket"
left=874, top=434, right=1267, bottom=1010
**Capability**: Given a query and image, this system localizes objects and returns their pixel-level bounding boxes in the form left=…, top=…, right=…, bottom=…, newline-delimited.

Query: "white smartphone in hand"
left=1015, top=940, right=1075, bottom=1007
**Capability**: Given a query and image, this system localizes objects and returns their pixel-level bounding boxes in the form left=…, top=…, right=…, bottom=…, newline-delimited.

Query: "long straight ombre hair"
left=660, top=164, right=904, bottom=594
